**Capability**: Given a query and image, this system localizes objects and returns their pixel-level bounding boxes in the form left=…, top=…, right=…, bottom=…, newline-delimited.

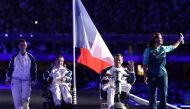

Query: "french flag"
left=73, top=0, right=113, bottom=74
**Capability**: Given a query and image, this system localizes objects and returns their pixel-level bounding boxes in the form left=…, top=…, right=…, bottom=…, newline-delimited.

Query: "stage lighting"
left=19, top=34, right=23, bottom=37
left=30, top=34, right=33, bottom=38
left=5, top=33, right=8, bottom=37
left=35, top=21, right=38, bottom=24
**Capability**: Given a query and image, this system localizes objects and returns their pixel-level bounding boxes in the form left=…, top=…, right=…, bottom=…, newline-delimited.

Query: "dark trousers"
left=148, top=75, right=168, bottom=109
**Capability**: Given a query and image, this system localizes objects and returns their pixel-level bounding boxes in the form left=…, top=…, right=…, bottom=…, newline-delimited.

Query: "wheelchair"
left=42, top=65, right=73, bottom=109
left=99, top=67, right=136, bottom=109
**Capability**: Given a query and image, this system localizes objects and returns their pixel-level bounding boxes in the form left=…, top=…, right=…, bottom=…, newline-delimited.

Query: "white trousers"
left=102, top=83, right=131, bottom=107
left=11, top=79, right=31, bottom=109
left=50, top=83, right=72, bottom=106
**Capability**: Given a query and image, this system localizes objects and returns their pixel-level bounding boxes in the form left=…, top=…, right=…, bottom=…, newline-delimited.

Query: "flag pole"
left=72, top=0, right=77, bottom=105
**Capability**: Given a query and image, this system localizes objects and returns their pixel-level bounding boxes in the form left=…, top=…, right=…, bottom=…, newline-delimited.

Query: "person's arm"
left=29, top=54, right=37, bottom=86
left=143, top=48, right=149, bottom=84
left=33, top=60, right=37, bottom=81
left=126, top=61, right=136, bottom=84
left=64, top=69, right=72, bottom=83
left=5, top=57, right=15, bottom=85
left=143, top=64, right=148, bottom=84
left=31, top=59, right=37, bottom=86
left=127, top=61, right=135, bottom=73
left=28, top=53, right=37, bottom=82
left=173, top=33, right=184, bottom=49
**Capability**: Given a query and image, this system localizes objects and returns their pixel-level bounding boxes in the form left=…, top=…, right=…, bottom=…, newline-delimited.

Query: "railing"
left=129, top=94, right=181, bottom=109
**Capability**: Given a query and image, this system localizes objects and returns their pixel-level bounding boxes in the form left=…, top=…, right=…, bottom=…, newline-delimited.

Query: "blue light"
left=30, top=34, right=33, bottom=38
left=19, top=34, right=23, bottom=37
left=5, top=33, right=8, bottom=37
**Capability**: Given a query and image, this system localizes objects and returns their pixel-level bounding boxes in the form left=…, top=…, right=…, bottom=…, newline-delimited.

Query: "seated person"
left=101, top=53, right=136, bottom=108
left=44, top=55, right=72, bottom=108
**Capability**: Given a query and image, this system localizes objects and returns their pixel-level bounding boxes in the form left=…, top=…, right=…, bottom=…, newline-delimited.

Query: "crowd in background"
left=0, top=0, right=190, bottom=106
left=0, top=0, right=190, bottom=34
left=0, top=40, right=72, bottom=55
left=0, top=39, right=189, bottom=55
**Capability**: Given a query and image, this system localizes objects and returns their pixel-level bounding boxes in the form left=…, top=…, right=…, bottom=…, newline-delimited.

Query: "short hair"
left=114, top=53, right=123, bottom=58
left=16, top=39, right=26, bottom=46
left=55, top=55, right=64, bottom=60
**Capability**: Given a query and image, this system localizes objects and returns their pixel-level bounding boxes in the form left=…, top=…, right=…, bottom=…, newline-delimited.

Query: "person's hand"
left=47, top=77, right=53, bottom=83
left=5, top=79, right=11, bottom=86
left=110, top=82, right=115, bottom=88
left=31, top=81, right=36, bottom=87
left=57, top=77, right=65, bottom=82
left=127, top=61, right=134, bottom=72
left=61, top=77, right=66, bottom=82
left=144, top=76, right=148, bottom=84
left=180, top=33, right=184, bottom=44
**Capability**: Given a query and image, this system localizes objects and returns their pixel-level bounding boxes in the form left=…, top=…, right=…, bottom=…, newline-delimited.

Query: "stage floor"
left=0, top=89, right=147, bottom=109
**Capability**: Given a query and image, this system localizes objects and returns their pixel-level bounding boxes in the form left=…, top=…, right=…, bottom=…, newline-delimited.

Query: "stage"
left=0, top=88, right=148, bottom=109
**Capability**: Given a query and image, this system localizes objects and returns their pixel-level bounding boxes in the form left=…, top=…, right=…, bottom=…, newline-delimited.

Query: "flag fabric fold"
left=74, top=0, right=113, bottom=74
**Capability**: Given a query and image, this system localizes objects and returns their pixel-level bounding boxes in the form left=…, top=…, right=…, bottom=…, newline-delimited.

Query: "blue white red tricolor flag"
left=73, top=0, right=113, bottom=74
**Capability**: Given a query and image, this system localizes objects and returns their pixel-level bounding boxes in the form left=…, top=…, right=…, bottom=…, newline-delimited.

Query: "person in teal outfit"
left=143, top=32, right=184, bottom=109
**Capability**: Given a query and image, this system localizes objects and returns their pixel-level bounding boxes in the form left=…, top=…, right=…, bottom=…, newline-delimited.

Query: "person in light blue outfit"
left=143, top=32, right=184, bottom=109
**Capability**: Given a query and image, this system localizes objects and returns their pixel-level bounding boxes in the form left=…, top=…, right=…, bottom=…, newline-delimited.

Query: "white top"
left=49, top=66, right=69, bottom=85
left=106, top=66, right=130, bottom=85
left=12, top=52, right=31, bottom=80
